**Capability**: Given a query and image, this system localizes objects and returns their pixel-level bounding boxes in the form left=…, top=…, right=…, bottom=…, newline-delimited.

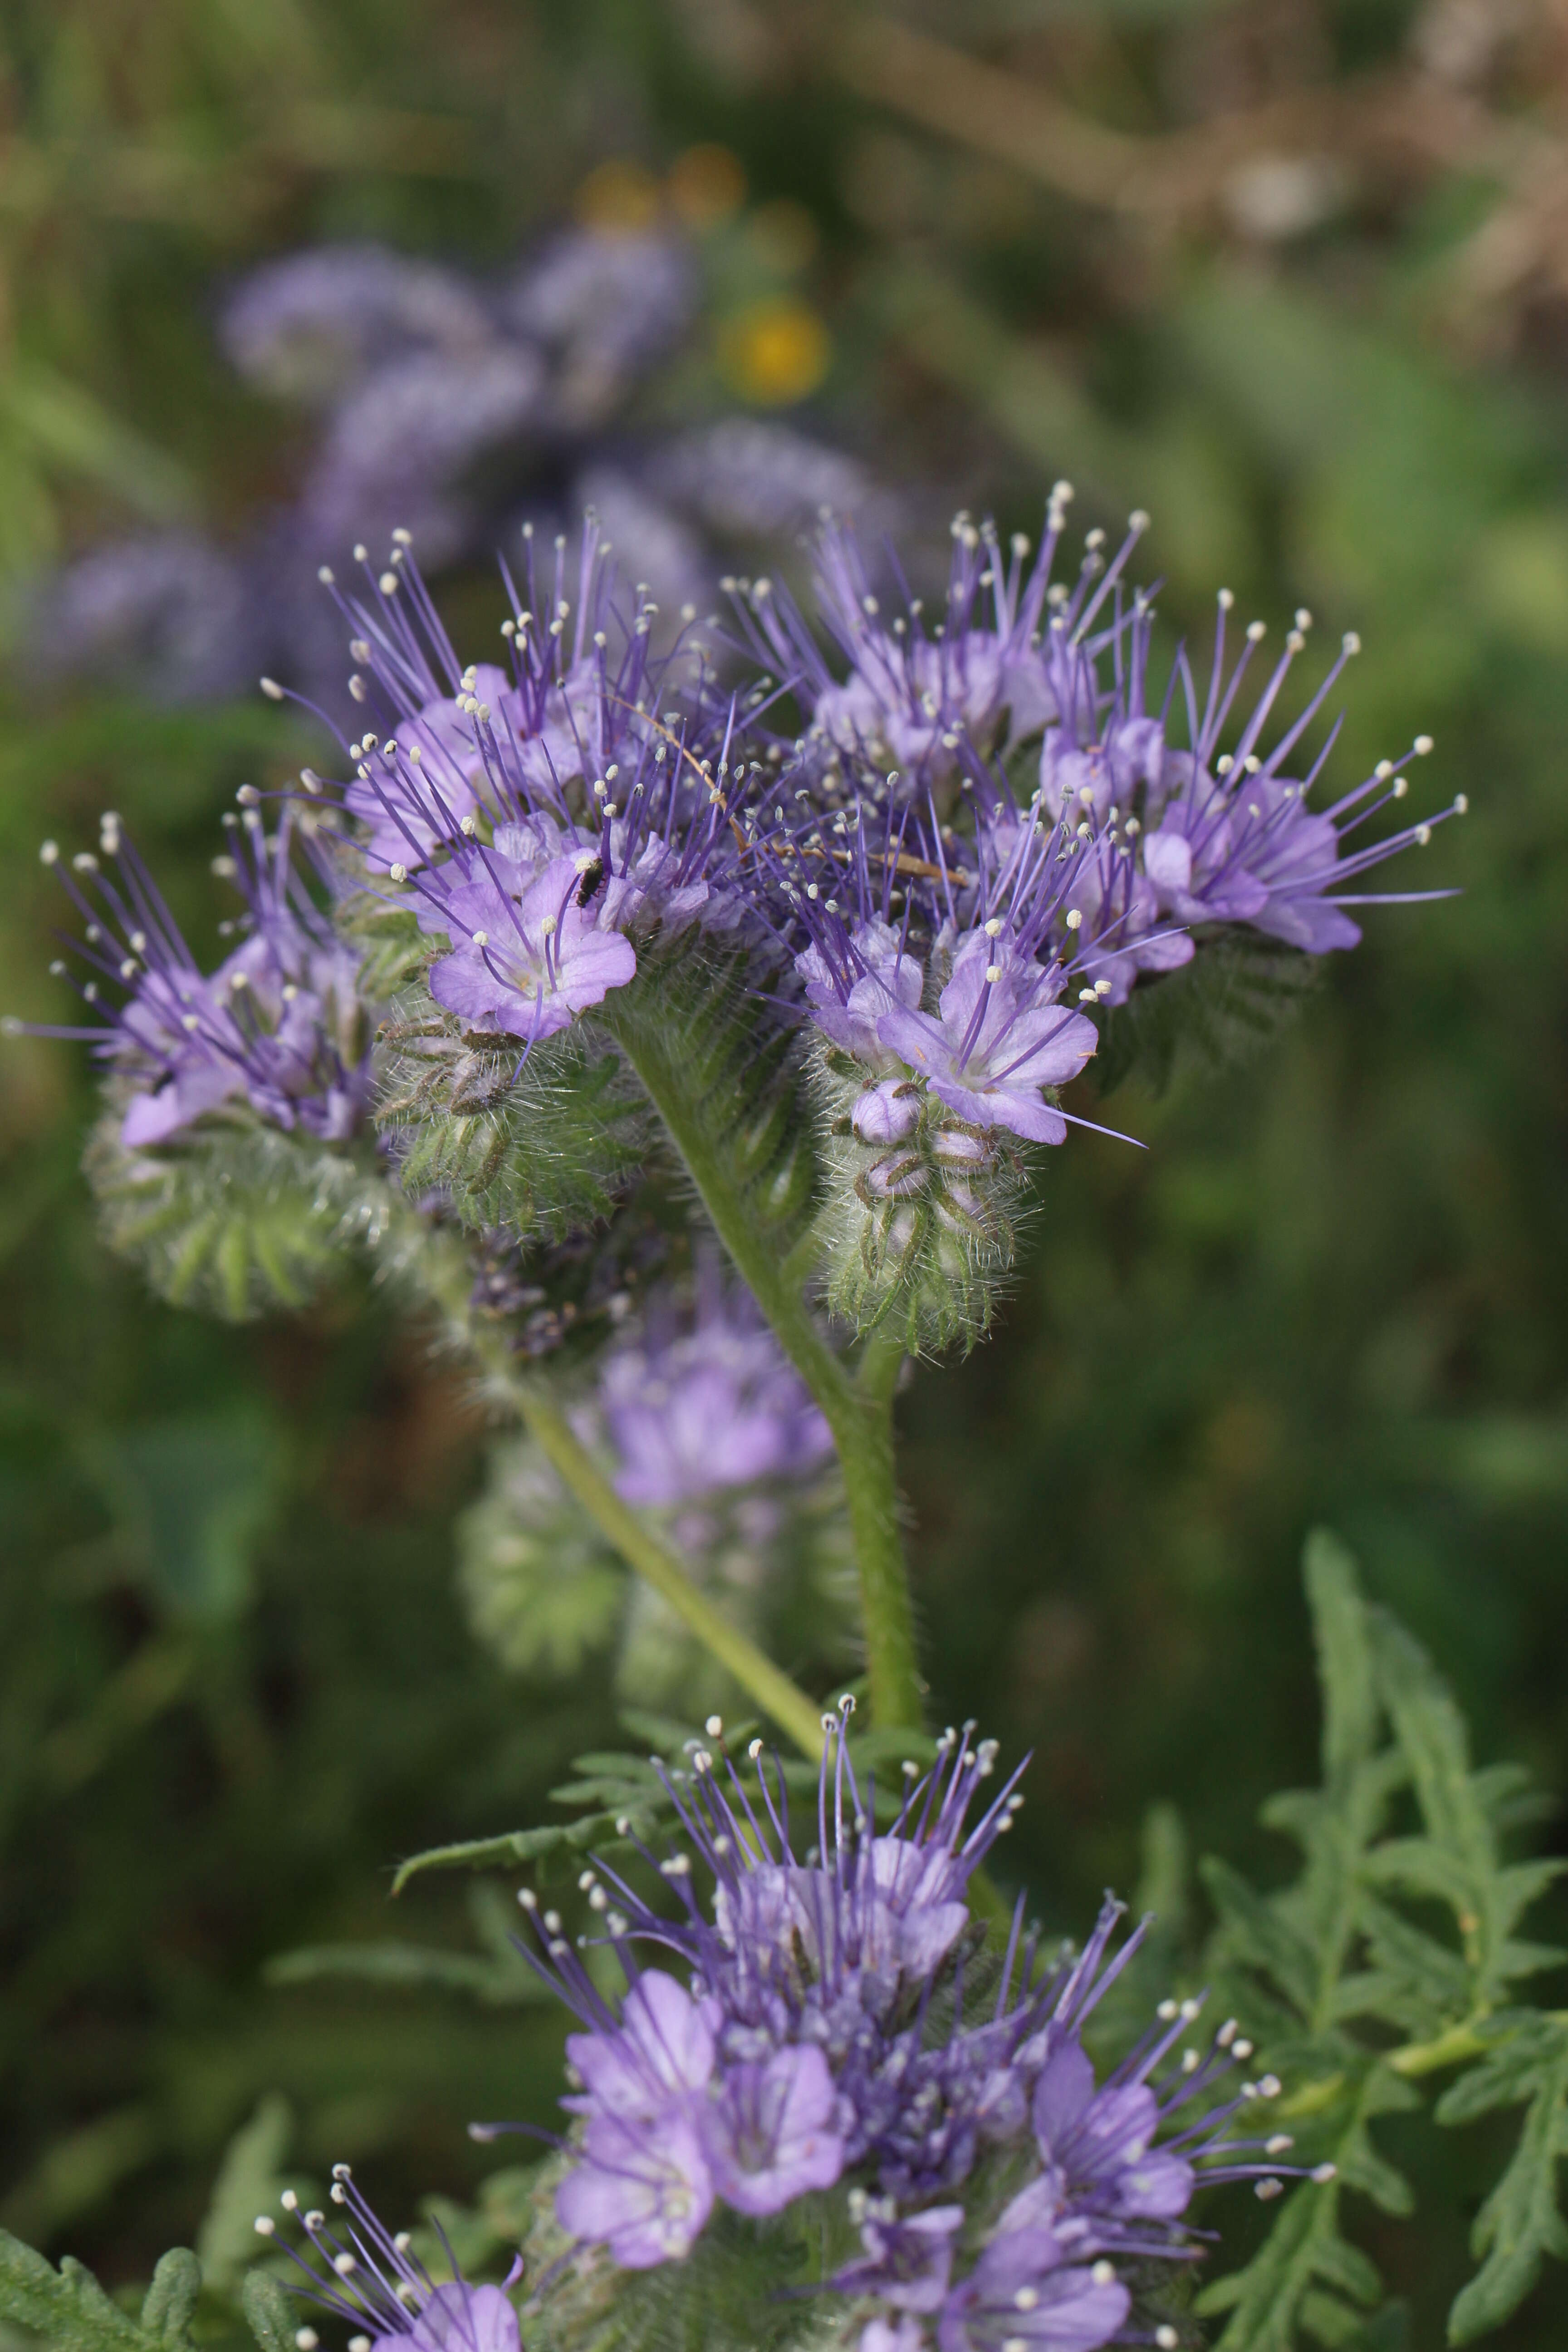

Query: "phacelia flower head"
left=12, top=805, right=372, bottom=1151
left=255, top=2165, right=522, bottom=2352
left=506, top=1707, right=1336, bottom=2350
left=287, top=519, right=762, bottom=1049
left=597, top=1263, right=835, bottom=1509
left=740, top=488, right=1143, bottom=794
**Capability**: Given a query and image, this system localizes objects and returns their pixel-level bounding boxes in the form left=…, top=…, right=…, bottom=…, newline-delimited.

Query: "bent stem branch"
left=368, top=1195, right=826, bottom=1759
left=603, top=998, right=925, bottom=1735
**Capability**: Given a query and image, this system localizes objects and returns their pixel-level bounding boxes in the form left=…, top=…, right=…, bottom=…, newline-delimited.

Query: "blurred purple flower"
left=598, top=1266, right=834, bottom=1506
left=220, top=243, right=496, bottom=404
left=506, top=230, right=697, bottom=425
left=30, top=534, right=259, bottom=704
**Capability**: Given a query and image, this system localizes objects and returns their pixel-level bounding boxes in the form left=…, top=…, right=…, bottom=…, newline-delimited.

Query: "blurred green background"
left=2, top=0, right=1568, bottom=2342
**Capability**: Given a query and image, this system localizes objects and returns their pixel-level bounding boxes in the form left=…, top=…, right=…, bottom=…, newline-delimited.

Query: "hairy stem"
left=369, top=1196, right=827, bottom=1758
left=603, top=1000, right=925, bottom=1734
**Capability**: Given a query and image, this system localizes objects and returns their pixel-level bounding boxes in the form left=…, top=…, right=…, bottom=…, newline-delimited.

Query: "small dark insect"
left=575, top=857, right=606, bottom=908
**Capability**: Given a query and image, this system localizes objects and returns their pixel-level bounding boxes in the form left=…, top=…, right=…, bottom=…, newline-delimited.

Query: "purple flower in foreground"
left=935, top=2231, right=1128, bottom=2352
left=500, top=1703, right=1333, bottom=2347
left=11, top=809, right=371, bottom=1150
left=876, top=931, right=1098, bottom=1144
left=255, top=2164, right=521, bottom=2352
left=598, top=1267, right=834, bottom=1507
left=419, top=842, right=636, bottom=1046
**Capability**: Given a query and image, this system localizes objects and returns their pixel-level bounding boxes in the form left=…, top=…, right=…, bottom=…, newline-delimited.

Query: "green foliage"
left=377, top=997, right=647, bottom=1237
left=807, top=1041, right=1026, bottom=1354
left=0, top=2232, right=198, bottom=2352
left=1193, top=1534, right=1568, bottom=2348
left=1436, top=2017, right=1568, bottom=2342
left=456, top=1436, right=627, bottom=1680
left=1095, top=930, right=1322, bottom=1098
left=599, top=946, right=818, bottom=1261
left=83, top=1110, right=368, bottom=1322
left=193, top=2098, right=295, bottom=2299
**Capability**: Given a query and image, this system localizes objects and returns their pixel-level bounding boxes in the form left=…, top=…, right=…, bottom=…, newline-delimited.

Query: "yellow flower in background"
left=667, top=144, right=746, bottom=229
left=573, top=159, right=662, bottom=233
left=718, top=297, right=832, bottom=405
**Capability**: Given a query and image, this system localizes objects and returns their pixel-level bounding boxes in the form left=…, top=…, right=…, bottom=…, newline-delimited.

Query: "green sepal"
left=83, top=1105, right=367, bottom=1322
left=806, top=1040, right=1024, bottom=1354
left=333, top=883, right=433, bottom=1000
left=377, top=995, right=647, bottom=1235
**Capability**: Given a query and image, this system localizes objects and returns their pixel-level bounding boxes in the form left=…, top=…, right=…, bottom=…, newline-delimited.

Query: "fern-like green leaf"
left=0, top=2230, right=197, bottom=2352
left=1436, top=2014, right=1568, bottom=2342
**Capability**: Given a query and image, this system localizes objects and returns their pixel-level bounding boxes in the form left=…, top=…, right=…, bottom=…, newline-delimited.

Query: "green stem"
left=371, top=1197, right=826, bottom=1759
left=604, top=1005, right=925, bottom=1734
left=511, top=1383, right=827, bottom=1761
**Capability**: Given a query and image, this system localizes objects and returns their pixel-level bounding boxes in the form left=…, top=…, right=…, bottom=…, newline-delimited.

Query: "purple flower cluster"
left=12, top=806, right=372, bottom=1152
left=597, top=1264, right=834, bottom=1509
left=510, top=1706, right=1328, bottom=2350
left=729, top=493, right=1464, bottom=1159
left=255, top=2166, right=521, bottom=2352
left=289, top=518, right=757, bottom=1049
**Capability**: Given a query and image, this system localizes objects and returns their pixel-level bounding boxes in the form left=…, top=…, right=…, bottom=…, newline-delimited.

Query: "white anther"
left=1065, top=908, right=1082, bottom=929
left=350, top=2338, right=372, bottom=2352
left=1342, top=631, right=1361, bottom=655
left=986, top=964, right=1003, bottom=984
left=1217, top=2018, right=1238, bottom=2047
left=1266, top=2134, right=1294, bottom=2155
left=73, top=851, right=98, bottom=872
left=260, top=677, right=284, bottom=701
left=281, top=2189, right=300, bottom=2212
left=1287, top=632, right=1305, bottom=654
left=1232, top=2038, right=1253, bottom=2060
left=333, top=2254, right=356, bottom=2275
left=1182, top=2049, right=1200, bottom=2073
left=543, top=1910, right=562, bottom=1932
left=518, top=1887, right=538, bottom=1908
left=472, top=930, right=489, bottom=947
left=704, top=1715, right=724, bottom=1737
left=748, top=1738, right=764, bottom=1760
left=1180, top=1997, right=1202, bottom=2020
left=1255, top=2178, right=1283, bottom=2201
left=1415, top=824, right=1432, bottom=846
left=353, top=544, right=368, bottom=561
left=1414, top=734, right=1434, bottom=754
left=1312, top=2162, right=1337, bottom=2183
left=1156, top=2331, right=1179, bottom=2350
left=317, top=566, right=335, bottom=585
left=1259, top=2074, right=1282, bottom=2098
left=1246, top=620, right=1266, bottom=642
left=1157, top=2000, right=1178, bottom=2020
left=1216, top=754, right=1234, bottom=774
left=389, top=863, right=407, bottom=882
left=379, top=572, right=399, bottom=594
left=1393, top=776, right=1408, bottom=798
left=577, top=1870, right=597, bottom=1891
left=296, top=2328, right=319, bottom=2347
left=181, top=1013, right=200, bottom=1032
left=606, top=1912, right=628, bottom=1936
left=1128, top=508, right=1150, bottom=532
left=253, top=2217, right=276, bottom=2236
left=589, top=1887, right=608, bottom=1911
left=1454, top=793, right=1468, bottom=813
left=348, top=676, right=367, bottom=702
left=1218, top=588, right=1235, bottom=610
left=1091, top=2261, right=1115, bottom=2286
left=39, top=840, right=59, bottom=864
left=1078, top=989, right=1098, bottom=1003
